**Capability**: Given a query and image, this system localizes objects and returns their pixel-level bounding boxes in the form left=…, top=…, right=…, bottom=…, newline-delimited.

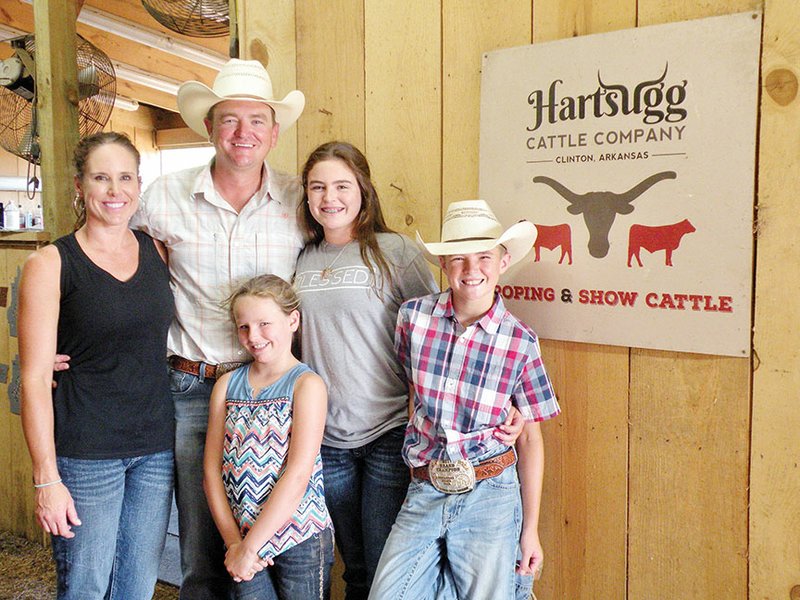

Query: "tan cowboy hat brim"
left=416, top=220, right=537, bottom=267
left=177, top=82, right=305, bottom=138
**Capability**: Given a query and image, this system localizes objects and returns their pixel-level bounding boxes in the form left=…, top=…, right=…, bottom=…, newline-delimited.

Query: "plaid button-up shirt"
left=395, top=291, right=560, bottom=468
left=132, top=160, right=305, bottom=365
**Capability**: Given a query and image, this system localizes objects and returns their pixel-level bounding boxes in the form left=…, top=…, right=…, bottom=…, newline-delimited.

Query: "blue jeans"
left=170, top=367, right=231, bottom=600
left=369, top=466, right=522, bottom=600
left=234, top=528, right=335, bottom=600
left=435, top=561, right=532, bottom=600
left=321, top=425, right=410, bottom=600
left=51, top=450, right=173, bottom=600
left=515, top=564, right=534, bottom=600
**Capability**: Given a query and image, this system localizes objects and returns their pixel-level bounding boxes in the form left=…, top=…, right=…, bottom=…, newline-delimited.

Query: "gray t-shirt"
left=294, top=233, right=438, bottom=448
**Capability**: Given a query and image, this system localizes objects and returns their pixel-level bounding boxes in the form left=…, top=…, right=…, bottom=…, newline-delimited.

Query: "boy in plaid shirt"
left=369, top=200, right=561, bottom=600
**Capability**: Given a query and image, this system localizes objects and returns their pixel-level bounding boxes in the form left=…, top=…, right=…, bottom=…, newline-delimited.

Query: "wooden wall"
left=1, top=1, right=798, bottom=599
left=259, top=1, right=788, bottom=599
left=751, top=0, right=800, bottom=598
left=0, top=141, right=48, bottom=544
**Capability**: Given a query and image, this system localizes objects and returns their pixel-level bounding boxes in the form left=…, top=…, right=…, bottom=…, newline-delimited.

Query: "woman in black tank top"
left=18, top=132, right=175, bottom=600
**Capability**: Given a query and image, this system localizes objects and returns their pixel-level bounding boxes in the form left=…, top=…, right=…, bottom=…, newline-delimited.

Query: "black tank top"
left=52, top=230, right=175, bottom=458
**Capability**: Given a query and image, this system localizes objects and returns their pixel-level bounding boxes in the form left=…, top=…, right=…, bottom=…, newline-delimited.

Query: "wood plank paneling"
left=0, top=240, right=12, bottom=534
left=296, top=0, right=365, bottom=161
left=238, top=0, right=299, bottom=174
left=627, top=3, right=754, bottom=599
left=538, top=341, right=629, bottom=600
left=442, top=0, right=531, bottom=203
left=364, top=0, right=441, bottom=240
left=532, top=3, right=636, bottom=599
left=637, top=0, right=762, bottom=25
left=2, top=247, right=46, bottom=543
left=534, top=0, right=636, bottom=41
left=751, top=0, right=800, bottom=597
left=628, top=351, right=750, bottom=599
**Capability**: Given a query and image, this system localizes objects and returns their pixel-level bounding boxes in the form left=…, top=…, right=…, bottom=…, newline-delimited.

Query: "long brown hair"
left=72, top=131, right=140, bottom=230
left=299, top=141, right=396, bottom=290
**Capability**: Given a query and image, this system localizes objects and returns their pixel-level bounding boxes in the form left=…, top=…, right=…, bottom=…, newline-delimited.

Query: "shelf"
left=0, top=230, right=51, bottom=245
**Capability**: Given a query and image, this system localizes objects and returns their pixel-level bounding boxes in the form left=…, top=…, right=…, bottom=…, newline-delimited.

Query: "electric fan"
left=140, top=0, right=229, bottom=38
left=0, top=34, right=116, bottom=165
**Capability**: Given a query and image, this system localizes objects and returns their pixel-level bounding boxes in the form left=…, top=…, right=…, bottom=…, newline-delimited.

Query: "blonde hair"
left=224, top=274, right=300, bottom=322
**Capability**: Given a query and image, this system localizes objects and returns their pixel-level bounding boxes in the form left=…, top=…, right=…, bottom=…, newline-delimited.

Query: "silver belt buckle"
left=427, top=458, right=476, bottom=494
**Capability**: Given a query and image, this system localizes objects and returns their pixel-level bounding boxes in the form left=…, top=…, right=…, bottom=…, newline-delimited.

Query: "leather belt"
left=412, top=448, right=516, bottom=484
left=168, top=355, right=244, bottom=381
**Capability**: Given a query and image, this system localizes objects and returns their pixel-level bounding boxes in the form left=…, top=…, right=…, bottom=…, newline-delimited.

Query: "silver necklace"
left=321, top=240, right=353, bottom=280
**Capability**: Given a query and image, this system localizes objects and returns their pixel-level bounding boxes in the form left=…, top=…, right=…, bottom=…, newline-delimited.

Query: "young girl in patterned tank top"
left=203, top=274, right=334, bottom=600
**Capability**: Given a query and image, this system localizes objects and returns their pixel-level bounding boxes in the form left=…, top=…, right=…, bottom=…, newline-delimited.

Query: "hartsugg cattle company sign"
left=479, top=11, right=761, bottom=356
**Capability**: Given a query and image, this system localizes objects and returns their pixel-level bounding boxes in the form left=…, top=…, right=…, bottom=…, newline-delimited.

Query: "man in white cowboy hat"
left=369, top=200, right=560, bottom=600
left=131, top=58, right=306, bottom=599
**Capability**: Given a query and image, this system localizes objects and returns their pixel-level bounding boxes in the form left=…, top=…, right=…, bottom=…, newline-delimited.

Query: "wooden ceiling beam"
left=77, top=27, right=218, bottom=87
left=115, top=79, right=177, bottom=112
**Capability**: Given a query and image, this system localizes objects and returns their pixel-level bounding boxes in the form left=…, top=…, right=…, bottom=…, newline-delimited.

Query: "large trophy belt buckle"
left=427, top=458, right=476, bottom=494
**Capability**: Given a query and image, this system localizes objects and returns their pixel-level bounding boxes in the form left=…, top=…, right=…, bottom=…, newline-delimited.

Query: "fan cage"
left=0, top=34, right=116, bottom=165
left=140, top=0, right=229, bottom=38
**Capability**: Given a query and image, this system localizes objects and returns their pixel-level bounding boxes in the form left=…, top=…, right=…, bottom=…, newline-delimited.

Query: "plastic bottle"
left=32, top=204, right=43, bottom=230
left=18, top=205, right=26, bottom=230
left=4, top=202, right=19, bottom=231
left=0, top=202, right=4, bottom=230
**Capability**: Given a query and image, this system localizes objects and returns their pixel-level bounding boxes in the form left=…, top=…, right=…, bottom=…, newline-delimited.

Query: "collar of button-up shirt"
left=135, top=159, right=305, bottom=365
left=431, top=289, right=504, bottom=335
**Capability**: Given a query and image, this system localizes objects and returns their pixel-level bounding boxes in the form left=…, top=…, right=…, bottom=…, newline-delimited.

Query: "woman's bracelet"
left=33, top=478, right=62, bottom=489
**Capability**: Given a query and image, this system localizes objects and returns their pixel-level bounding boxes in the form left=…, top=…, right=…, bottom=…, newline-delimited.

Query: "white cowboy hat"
left=177, top=58, right=305, bottom=137
left=416, top=200, right=536, bottom=266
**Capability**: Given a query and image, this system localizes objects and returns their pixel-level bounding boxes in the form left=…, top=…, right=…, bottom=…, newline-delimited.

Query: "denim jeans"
left=321, top=425, right=410, bottom=600
left=515, top=564, right=534, bottom=600
left=369, top=466, right=522, bottom=600
left=51, top=450, right=173, bottom=600
left=170, top=367, right=231, bottom=600
left=234, top=528, right=335, bottom=600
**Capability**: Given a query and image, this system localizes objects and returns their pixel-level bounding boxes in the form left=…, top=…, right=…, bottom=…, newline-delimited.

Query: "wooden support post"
left=32, top=0, right=83, bottom=238
left=235, top=0, right=298, bottom=173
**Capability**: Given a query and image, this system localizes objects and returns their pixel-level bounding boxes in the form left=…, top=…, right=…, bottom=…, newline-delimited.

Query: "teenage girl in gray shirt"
left=294, top=141, right=437, bottom=599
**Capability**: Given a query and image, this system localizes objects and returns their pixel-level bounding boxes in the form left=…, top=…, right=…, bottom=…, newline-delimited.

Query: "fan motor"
left=0, top=56, right=35, bottom=101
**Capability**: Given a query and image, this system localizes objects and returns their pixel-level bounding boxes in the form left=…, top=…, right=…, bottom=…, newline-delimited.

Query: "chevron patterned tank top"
left=222, top=362, right=332, bottom=559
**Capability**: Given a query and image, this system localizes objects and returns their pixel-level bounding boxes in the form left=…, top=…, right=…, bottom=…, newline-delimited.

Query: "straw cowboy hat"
left=177, top=58, right=305, bottom=137
left=416, top=200, right=537, bottom=266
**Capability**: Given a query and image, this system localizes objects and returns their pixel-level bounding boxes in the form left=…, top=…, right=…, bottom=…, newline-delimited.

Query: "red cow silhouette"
left=627, top=219, right=696, bottom=267
left=534, top=224, right=572, bottom=264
